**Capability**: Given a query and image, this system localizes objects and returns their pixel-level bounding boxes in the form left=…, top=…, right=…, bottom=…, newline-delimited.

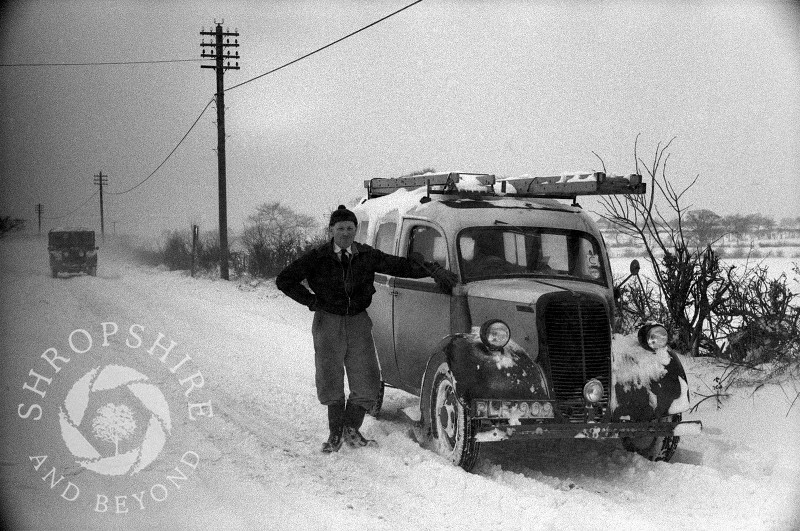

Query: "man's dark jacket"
left=276, top=240, right=429, bottom=316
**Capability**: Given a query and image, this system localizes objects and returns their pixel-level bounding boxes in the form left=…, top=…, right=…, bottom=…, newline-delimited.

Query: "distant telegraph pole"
left=36, top=203, right=43, bottom=234
left=201, top=22, right=240, bottom=281
left=93, top=171, right=108, bottom=239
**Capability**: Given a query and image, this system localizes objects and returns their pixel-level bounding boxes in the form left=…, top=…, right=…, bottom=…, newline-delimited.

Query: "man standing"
left=276, top=205, right=456, bottom=453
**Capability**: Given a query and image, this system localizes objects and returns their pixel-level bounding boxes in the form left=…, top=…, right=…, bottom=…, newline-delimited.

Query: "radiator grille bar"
left=543, top=296, right=611, bottom=421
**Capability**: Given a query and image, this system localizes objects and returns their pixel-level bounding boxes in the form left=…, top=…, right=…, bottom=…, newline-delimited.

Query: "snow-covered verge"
left=1, top=235, right=798, bottom=530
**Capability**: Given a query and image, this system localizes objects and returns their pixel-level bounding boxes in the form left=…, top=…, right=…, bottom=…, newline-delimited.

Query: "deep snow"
left=1, top=235, right=798, bottom=530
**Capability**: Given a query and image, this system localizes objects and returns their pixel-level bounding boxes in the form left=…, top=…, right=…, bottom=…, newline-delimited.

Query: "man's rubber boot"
left=343, top=402, right=376, bottom=448
left=321, top=401, right=345, bottom=453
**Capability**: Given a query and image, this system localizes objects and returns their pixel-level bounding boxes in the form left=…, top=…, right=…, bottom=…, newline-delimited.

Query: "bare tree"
left=241, top=202, right=321, bottom=277
left=684, top=209, right=724, bottom=247
left=92, top=403, right=137, bottom=456
left=242, top=202, right=318, bottom=250
left=596, top=136, right=733, bottom=356
left=754, top=214, right=776, bottom=239
left=722, top=214, right=755, bottom=241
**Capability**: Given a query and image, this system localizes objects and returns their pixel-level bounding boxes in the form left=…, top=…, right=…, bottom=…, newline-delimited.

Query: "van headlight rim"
left=638, top=323, right=669, bottom=351
left=583, top=378, right=604, bottom=403
left=480, top=319, right=510, bottom=350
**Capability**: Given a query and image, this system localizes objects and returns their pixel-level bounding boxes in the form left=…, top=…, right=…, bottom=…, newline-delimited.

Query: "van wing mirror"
left=614, top=259, right=640, bottom=299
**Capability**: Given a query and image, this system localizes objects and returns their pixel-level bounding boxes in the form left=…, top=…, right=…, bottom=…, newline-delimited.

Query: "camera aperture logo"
left=17, top=322, right=214, bottom=514
left=59, top=365, right=171, bottom=476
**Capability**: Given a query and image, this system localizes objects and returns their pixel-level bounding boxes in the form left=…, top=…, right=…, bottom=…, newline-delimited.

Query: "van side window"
left=374, top=222, right=397, bottom=254
left=355, top=220, right=369, bottom=244
left=408, top=225, right=447, bottom=268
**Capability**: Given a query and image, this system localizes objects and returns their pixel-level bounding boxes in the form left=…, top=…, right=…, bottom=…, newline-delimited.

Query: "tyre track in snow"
left=1, top=237, right=388, bottom=529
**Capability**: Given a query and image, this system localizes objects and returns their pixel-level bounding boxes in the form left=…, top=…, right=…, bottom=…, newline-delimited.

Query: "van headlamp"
left=480, top=320, right=510, bottom=350
left=638, top=323, right=669, bottom=351
left=583, top=379, right=604, bottom=403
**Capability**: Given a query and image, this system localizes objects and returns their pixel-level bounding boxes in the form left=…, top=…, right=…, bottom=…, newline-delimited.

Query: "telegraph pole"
left=36, top=203, right=43, bottom=234
left=201, top=22, right=239, bottom=280
left=93, top=171, right=108, bottom=239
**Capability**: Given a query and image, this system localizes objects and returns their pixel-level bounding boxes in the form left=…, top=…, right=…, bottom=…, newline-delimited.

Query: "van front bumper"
left=474, top=419, right=702, bottom=443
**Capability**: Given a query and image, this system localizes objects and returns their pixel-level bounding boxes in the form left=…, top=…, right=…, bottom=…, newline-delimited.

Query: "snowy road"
left=1, top=235, right=798, bottom=530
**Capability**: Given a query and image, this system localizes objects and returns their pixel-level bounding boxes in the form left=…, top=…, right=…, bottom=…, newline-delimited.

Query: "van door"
left=370, top=221, right=401, bottom=386
left=393, top=222, right=451, bottom=393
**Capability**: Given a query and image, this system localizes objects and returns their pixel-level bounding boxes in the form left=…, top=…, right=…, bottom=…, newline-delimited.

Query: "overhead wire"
left=42, top=191, right=99, bottom=220
left=108, top=98, right=215, bottom=195
left=105, top=1, right=421, bottom=196
left=26, top=0, right=422, bottom=203
left=0, top=59, right=203, bottom=67
left=225, top=0, right=422, bottom=93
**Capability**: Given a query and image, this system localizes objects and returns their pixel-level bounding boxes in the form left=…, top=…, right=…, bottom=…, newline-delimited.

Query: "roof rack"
left=500, top=172, right=644, bottom=198
left=363, top=171, right=644, bottom=201
left=364, top=172, right=495, bottom=199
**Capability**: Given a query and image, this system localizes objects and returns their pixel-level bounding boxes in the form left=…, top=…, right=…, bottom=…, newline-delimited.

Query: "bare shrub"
left=713, top=262, right=800, bottom=372
left=195, top=231, right=220, bottom=272
left=613, top=273, right=668, bottom=335
left=161, top=230, right=192, bottom=271
left=137, top=229, right=217, bottom=273
left=0, top=216, right=25, bottom=237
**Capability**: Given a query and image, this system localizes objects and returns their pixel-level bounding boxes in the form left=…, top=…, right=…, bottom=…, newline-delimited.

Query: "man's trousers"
left=311, top=310, right=380, bottom=410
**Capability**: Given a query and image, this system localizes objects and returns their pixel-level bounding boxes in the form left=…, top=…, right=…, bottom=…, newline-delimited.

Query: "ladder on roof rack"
left=364, top=172, right=495, bottom=199
left=499, top=172, right=645, bottom=198
left=363, top=171, right=645, bottom=200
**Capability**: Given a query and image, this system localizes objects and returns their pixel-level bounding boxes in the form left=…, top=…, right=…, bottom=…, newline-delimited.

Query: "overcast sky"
left=1, top=0, right=798, bottom=238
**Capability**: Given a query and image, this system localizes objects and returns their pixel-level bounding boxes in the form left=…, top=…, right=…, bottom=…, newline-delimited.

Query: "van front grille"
left=542, top=296, right=611, bottom=422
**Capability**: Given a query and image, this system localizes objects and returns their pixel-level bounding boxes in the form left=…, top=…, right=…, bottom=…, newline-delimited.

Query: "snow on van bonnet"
left=612, top=333, right=671, bottom=392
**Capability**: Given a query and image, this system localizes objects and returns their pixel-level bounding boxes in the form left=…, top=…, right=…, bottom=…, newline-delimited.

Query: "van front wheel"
left=622, top=414, right=681, bottom=462
left=429, top=363, right=480, bottom=471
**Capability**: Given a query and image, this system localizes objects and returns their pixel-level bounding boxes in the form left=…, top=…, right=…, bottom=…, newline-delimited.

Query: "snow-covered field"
left=1, top=235, right=798, bottom=530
